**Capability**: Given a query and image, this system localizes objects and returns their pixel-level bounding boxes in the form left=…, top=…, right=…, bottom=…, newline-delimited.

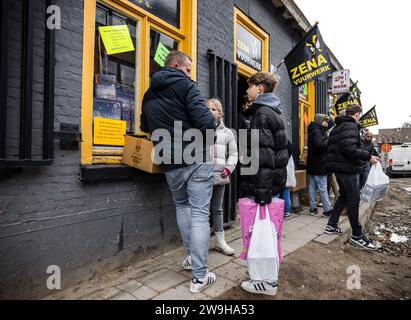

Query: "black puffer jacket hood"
left=150, top=67, right=188, bottom=90
left=246, top=93, right=282, bottom=116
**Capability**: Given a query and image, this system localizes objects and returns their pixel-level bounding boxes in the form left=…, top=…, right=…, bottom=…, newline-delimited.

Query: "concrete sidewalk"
left=45, top=202, right=375, bottom=300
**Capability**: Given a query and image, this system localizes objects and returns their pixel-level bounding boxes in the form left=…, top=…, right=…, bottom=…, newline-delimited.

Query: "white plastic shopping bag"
left=360, top=162, right=390, bottom=203
left=286, top=156, right=296, bottom=187
left=247, top=205, right=280, bottom=283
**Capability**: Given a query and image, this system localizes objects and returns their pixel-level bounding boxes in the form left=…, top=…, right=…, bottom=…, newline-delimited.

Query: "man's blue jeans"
left=308, top=175, right=332, bottom=212
left=280, top=187, right=291, bottom=214
left=164, top=163, right=214, bottom=279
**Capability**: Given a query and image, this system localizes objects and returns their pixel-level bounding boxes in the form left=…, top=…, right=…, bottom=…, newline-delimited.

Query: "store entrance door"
left=208, top=51, right=238, bottom=227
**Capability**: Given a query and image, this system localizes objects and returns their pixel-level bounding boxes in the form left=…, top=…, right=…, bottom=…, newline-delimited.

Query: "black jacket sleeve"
left=185, top=83, right=216, bottom=132
left=339, top=123, right=371, bottom=161
left=312, top=127, right=328, bottom=152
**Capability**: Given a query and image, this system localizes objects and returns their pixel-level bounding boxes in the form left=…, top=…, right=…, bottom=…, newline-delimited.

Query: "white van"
left=387, top=143, right=411, bottom=176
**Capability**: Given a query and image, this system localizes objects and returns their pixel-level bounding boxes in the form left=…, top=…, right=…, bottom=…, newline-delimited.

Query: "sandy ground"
left=219, top=177, right=411, bottom=300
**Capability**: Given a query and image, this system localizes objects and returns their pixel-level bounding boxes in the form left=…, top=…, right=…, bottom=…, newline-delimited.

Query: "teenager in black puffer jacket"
left=240, top=72, right=288, bottom=296
left=240, top=73, right=288, bottom=205
left=325, top=104, right=380, bottom=252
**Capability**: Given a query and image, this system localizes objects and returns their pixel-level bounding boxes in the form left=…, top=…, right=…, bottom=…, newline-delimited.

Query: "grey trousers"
left=210, top=185, right=226, bottom=232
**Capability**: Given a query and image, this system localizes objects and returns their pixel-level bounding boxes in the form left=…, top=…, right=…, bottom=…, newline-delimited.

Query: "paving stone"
left=227, top=238, right=244, bottom=258
left=213, top=262, right=248, bottom=282
left=138, top=269, right=187, bottom=292
left=203, top=276, right=237, bottom=298
left=291, top=215, right=320, bottom=224
left=110, top=292, right=137, bottom=300
left=208, top=250, right=233, bottom=268
left=152, top=282, right=207, bottom=300
left=81, top=287, right=121, bottom=300
left=115, top=280, right=143, bottom=293
left=283, top=219, right=307, bottom=229
left=313, top=233, right=340, bottom=244
left=131, top=285, right=159, bottom=300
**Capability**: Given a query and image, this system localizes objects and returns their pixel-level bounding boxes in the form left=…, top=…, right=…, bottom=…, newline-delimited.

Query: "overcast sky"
left=294, top=0, right=411, bottom=133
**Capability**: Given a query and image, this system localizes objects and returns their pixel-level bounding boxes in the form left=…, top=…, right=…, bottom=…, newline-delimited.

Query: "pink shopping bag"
left=239, top=197, right=284, bottom=263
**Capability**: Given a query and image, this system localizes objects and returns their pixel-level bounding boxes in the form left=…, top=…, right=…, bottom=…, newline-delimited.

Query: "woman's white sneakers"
left=241, top=280, right=278, bottom=296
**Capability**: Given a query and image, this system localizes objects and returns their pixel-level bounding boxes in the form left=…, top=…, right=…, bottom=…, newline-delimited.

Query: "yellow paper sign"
left=98, top=25, right=135, bottom=55
left=94, top=117, right=126, bottom=146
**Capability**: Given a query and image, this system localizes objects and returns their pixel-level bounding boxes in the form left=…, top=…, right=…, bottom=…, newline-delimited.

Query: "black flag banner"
left=359, top=106, right=378, bottom=128
left=284, top=24, right=333, bottom=86
left=335, top=83, right=362, bottom=114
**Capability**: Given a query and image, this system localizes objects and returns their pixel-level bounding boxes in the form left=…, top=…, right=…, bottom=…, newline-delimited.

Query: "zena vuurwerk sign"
left=359, top=106, right=378, bottom=128
left=335, top=82, right=362, bottom=114
left=284, top=24, right=332, bottom=86
left=236, top=24, right=263, bottom=72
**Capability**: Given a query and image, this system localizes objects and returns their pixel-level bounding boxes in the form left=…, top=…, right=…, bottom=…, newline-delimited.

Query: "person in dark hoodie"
left=240, top=72, right=288, bottom=296
left=325, top=104, right=380, bottom=251
left=140, top=50, right=217, bottom=294
left=307, top=114, right=333, bottom=217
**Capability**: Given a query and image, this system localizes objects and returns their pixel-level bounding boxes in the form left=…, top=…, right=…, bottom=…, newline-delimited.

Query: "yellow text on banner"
left=94, top=117, right=126, bottom=146
left=98, top=25, right=135, bottom=55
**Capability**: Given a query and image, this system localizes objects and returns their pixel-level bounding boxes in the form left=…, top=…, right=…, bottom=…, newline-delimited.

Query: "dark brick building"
left=0, top=0, right=345, bottom=298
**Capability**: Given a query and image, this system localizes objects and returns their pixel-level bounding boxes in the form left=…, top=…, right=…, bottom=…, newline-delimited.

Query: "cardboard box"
left=122, top=135, right=162, bottom=173
left=290, top=170, right=306, bottom=192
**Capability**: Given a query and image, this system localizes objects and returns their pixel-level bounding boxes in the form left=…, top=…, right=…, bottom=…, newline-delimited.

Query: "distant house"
left=377, top=128, right=411, bottom=145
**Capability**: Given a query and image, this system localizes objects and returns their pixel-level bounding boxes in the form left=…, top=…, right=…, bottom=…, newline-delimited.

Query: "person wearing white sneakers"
left=207, top=98, right=238, bottom=255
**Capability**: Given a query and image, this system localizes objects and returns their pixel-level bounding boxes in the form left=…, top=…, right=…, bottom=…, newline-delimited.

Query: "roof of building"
left=377, top=128, right=411, bottom=144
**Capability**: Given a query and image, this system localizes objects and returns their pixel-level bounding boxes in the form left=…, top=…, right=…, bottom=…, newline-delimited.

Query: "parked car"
left=387, top=143, right=411, bottom=177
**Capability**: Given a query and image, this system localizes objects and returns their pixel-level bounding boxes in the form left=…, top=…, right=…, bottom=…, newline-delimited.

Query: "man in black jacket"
left=307, top=114, right=332, bottom=217
left=360, top=130, right=380, bottom=188
left=240, top=72, right=288, bottom=296
left=141, top=51, right=217, bottom=293
left=325, top=104, right=380, bottom=251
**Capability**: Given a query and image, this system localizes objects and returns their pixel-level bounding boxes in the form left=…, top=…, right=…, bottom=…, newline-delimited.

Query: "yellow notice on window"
left=94, top=117, right=126, bottom=146
left=154, top=42, right=170, bottom=67
left=98, top=25, right=135, bottom=55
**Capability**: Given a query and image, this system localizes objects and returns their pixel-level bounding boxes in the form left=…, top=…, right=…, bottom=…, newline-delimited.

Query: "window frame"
left=233, top=7, right=269, bottom=77
left=81, top=0, right=197, bottom=165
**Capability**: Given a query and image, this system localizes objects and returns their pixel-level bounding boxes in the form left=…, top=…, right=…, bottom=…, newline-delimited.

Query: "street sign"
left=381, top=144, right=392, bottom=153
left=331, top=69, right=350, bottom=94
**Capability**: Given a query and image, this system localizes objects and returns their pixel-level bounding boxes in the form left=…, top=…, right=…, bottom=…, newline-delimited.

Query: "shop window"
left=298, top=82, right=315, bottom=161
left=234, top=7, right=269, bottom=77
left=149, top=29, right=179, bottom=79
left=127, top=0, right=180, bottom=28
left=81, top=0, right=196, bottom=166
left=93, top=5, right=138, bottom=149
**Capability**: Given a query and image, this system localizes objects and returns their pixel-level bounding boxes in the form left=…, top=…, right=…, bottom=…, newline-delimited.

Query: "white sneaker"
left=190, top=272, right=216, bottom=293
left=241, top=280, right=278, bottom=296
left=182, top=255, right=192, bottom=271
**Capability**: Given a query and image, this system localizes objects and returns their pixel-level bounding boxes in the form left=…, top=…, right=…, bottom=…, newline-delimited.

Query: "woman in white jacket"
left=207, top=99, right=238, bottom=255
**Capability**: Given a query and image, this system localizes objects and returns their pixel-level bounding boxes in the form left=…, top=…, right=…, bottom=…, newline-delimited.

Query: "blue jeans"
left=280, top=187, right=291, bottom=214
left=308, top=175, right=332, bottom=212
left=164, top=163, right=214, bottom=279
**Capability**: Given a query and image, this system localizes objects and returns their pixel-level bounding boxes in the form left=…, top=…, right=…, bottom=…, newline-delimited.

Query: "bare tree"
left=402, top=121, right=411, bottom=128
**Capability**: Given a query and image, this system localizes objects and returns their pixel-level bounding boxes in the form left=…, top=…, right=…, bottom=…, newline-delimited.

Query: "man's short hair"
left=248, top=72, right=278, bottom=93
left=345, top=104, right=362, bottom=116
left=165, top=50, right=191, bottom=67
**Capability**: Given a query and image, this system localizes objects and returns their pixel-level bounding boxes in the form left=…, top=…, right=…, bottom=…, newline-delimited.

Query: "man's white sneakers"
left=190, top=272, right=216, bottom=293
